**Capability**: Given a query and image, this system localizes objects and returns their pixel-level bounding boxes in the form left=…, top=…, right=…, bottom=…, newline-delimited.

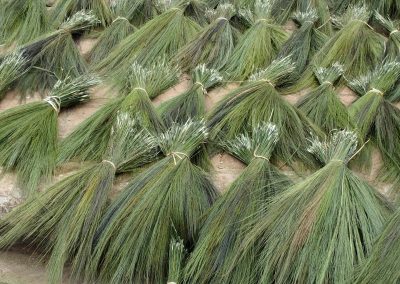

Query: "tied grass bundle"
left=277, top=9, right=328, bottom=86
left=375, top=13, right=400, bottom=61
left=168, top=237, right=187, bottom=284
left=51, top=0, right=112, bottom=27
left=184, top=123, right=292, bottom=284
left=174, top=4, right=240, bottom=71
left=0, top=115, right=158, bottom=284
left=13, top=10, right=100, bottom=95
left=88, top=120, right=218, bottom=283
left=0, top=75, right=100, bottom=196
left=297, top=0, right=332, bottom=35
left=0, top=0, right=48, bottom=45
left=297, top=63, right=353, bottom=132
left=158, top=64, right=222, bottom=127
left=311, top=5, right=385, bottom=81
left=59, top=61, right=179, bottom=164
left=95, top=7, right=201, bottom=76
left=0, top=53, right=28, bottom=100
left=227, top=130, right=391, bottom=283
left=349, top=61, right=400, bottom=194
left=87, top=17, right=136, bottom=64
left=222, top=0, right=288, bottom=80
left=355, top=207, right=400, bottom=283
left=113, top=0, right=159, bottom=25
left=209, top=57, right=319, bottom=168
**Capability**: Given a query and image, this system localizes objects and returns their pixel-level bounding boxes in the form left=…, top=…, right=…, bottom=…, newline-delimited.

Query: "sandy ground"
left=0, top=28, right=396, bottom=283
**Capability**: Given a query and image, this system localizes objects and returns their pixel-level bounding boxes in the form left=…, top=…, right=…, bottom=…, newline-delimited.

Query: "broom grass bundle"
left=59, top=61, right=179, bottom=164
left=349, top=61, right=400, bottom=194
left=297, top=0, right=332, bottom=35
left=113, top=0, right=159, bottom=25
left=174, top=4, right=240, bottom=71
left=0, top=53, right=28, bottom=100
left=158, top=64, right=222, bottom=127
left=184, top=122, right=292, bottom=284
left=297, top=63, right=353, bottom=133
left=87, top=16, right=136, bottom=64
left=0, top=115, right=159, bottom=284
left=51, top=0, right=112, bottom=27
left=0, top=75, right=100, bottom=196
left=276, top=9, right=328, bottom=86
left=0, top=0, right=48, bottom=45
left=209, top=57, right=319, bottom=168
left=87, top=120, right=218, bottom=283
left=168, top=237, right=187, bottom=284
left=11, top=10, right=100, bottom=95
left=222, top=0, right=288, bottom=80
left=375, top=13, right=400, bottom=61
left=226, top=130, right=392, bottom=283
left=95, top=6, right=201, bottom=76
left=355, top=207, right=400, bottom=283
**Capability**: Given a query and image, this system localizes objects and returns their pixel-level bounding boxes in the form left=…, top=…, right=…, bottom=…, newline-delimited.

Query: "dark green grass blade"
left=51, top=0, right=112, bottom=27
left=0, top=0, right=48, bottom=45
left=226, top=131, right=392, bottom=283
left=0, top=52, right=28, bottom=100
left=297, top=63, right=353, bottom=133
left=0, top=75, right=99, bottom=196
left=174, top=4, right=240, bottom=71
left=89, top=120, right=218, bottom=283
left=87, top=17, right=136, bottom=64
left=94, top=7, right=201, bottom=75
left=354, top=207, right=400, bottom=284
left=184, top=123, right=292, bottom=284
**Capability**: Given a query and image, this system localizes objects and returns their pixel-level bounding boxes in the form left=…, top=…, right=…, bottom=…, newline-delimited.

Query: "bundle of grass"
left=51, top=0, right=112, bottom=27
left=174, top=4, right=240, bottom=71
left=355, top=207, right=400, bottom=283
left=310, top=5, right=385, bottom=81
left=168, top=237, right=187, bottom=284
left=276, top=9, right=328, bottom=85
left=297, top=63, right=353, bottom=133
left=297, top=0, right=333, bottom=35
left=0, top=0, right=48, bottom=45
left=59, top=61, right=179, bottom=164
left=12, top=10, right=100, bottom=95
left=0, top=53, right=28, bottom=100
left=113, top=0, right=159, bottom=25
left=158, top=64, right=222, bottom=127
left=222, top=0, right=288, bottom=80
left=95, top=5, right=201, bottom=76
left=88, top=120, right=218, bottom=283
left=87, top=17, right=136, bottom=64
left=0, top=75, right=100, bottom=196
left=184, top=123, right=292, bottom=283
left=226, top=130, right=391, bottom=283
left=209, top=57, right=319, bottom=168
left=375, top=13, right=400, bottom=61
left=0, top=115, right=159, bottom=284
left=349, top=61, right=400, bottom=194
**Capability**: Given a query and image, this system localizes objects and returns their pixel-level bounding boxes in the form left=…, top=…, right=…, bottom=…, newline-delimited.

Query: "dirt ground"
left=0, top=30, right=395, bottom=283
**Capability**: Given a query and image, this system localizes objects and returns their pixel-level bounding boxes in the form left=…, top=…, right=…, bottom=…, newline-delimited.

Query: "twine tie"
left=168, top=151, right=189, bottom=165
left=102, top=160, right=116, bottom=170
left=193, top=81, right=206, bottom=94
left=44, top=96, right=61, bottom=113
left=370, top=88, right=384, bottom=96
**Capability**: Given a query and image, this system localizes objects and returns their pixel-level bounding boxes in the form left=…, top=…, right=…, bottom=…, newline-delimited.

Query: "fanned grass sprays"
left=0, top=53, right=28, bottom=100
left=349, top=61, right=400, bottom=194
left=0, top=115, right=158, bottom=284
left=51, top=0, right=112, bottom=27
left=87, top=16, right=136, bottom=64
left=355, top=207, right=400, bottom=283
left=0, top=75, right=100, bottom=196
left=88, top=120, right=218, bottom=283
left=222, top=0, right=288, bottom=80
left=0, top=0, right=48, bottom=45
left=297, top=63, right=353, bottom=132
left=375, top=13, right=400, bottom=61
left=168, top=237, right=187, bottom=284
left=184, top=123, right=292, bottom=284
left=59, top=61, right=178, bottom=164
left=158, top=64, right=222, bottom=127
left=227, top=130, right=391, bottom=283
left=95, top=6, right=201, bottom=76
left=175, top=4, right=240, bottom=71
left=312, top=5, right=385, bottom=80
left=13, top=10, right=99, bottom=95
left=209, top=57, right=319, bottom=167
